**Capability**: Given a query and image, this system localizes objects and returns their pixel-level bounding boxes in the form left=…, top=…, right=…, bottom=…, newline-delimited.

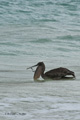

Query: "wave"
left=30, top=38, right=52, bottom=43
left=0, top=42, right=21, bottom=47
left=57, top=35, right=80, bottom=41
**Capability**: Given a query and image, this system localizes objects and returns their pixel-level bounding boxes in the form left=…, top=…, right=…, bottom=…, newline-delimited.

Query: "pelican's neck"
left=41, top=72, right=45, bottom=79
left=41, top=63, right=46, bottom=79
left=33, top=62, right=46, bottom=80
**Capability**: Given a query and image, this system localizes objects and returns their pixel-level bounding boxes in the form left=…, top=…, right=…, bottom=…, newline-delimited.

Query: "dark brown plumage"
left=27, top=62, right=75, bottom=80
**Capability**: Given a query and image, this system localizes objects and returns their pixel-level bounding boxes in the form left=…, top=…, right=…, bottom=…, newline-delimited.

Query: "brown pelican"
left=27, top=62, right=75, bottom=80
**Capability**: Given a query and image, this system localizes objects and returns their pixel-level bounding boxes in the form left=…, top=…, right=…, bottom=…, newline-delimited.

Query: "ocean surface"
left=0, top=0, right=80, bottom=120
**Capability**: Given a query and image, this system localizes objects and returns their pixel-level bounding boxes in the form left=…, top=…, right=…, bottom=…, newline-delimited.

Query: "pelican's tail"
left=70, top=71, right=75, bottom=78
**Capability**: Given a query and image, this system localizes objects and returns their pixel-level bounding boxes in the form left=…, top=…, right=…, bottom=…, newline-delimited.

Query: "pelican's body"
left=27, top=62, right=75, bottom=80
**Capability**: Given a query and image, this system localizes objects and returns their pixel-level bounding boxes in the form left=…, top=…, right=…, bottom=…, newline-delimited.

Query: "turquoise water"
left=0, top=0, right=80, bottom=120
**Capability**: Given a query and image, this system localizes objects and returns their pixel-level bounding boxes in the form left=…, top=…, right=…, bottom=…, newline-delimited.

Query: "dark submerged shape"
left=27, top=62, right=75, bottom=80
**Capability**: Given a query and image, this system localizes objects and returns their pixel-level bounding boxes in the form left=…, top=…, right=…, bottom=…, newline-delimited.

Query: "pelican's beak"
left=27, top=64, right=37, bottom=69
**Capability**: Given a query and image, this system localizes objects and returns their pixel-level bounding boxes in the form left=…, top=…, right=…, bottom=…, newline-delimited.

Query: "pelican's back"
left=45, top=67, right=75, bottom=79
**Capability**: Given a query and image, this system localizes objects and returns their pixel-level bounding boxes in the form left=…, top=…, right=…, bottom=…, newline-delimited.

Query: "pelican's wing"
left=45, top=67, right=72, bottom=78
left=34, top=66, right=42, bottom=80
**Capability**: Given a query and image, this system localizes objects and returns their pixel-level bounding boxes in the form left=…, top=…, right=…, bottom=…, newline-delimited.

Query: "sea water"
left=0, top=0, right=80, bottom=120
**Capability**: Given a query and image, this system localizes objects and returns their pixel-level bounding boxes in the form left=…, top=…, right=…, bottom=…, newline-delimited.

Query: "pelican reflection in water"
left=27, top=62, right=75, bottom=81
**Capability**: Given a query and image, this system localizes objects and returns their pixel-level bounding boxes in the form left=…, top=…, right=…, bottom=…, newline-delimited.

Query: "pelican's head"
left=36, top=62, right=44, bottom=66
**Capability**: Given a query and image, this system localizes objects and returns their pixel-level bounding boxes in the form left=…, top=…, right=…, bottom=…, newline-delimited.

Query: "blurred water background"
left=0, top=0, right=80, bottom=120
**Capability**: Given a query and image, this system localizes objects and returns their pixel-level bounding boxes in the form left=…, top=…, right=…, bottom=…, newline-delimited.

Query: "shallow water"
left=0, top=80, right=80, bottom=120
left=0, top=0, right=80, bottom=119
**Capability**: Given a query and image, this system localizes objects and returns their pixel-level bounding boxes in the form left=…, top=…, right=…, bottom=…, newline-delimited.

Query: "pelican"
left=27, top=62, right=75, bottom=80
